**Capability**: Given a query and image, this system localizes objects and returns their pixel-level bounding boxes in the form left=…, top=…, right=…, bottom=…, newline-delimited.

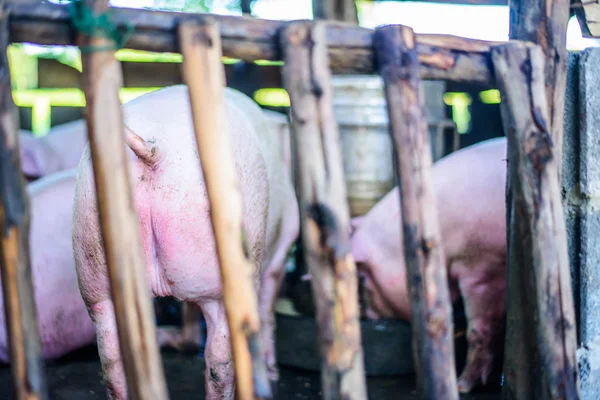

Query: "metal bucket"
left=331, top=75, right=394, bottom=218
left=331, top=76, right=458, bottom=217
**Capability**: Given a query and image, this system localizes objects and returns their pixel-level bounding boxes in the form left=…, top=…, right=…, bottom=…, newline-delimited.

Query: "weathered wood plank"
left=280, top=21, right=367, bottom=400
left=493, top=41, right=580, bottom=400
left=373, top=23, right=459, bottom=399
left=0, top=6, right=48, bottom=400
left=77, top=0, right=169, bottom=398
left=6, top=0, right=497, bottom=83
left=508, top=0, right=570, bottom=172
left=178, top=18, right=271, bottom=400
left=574, top=2, right=600, bottom=38
left=312, top=0, right=359, bottom=24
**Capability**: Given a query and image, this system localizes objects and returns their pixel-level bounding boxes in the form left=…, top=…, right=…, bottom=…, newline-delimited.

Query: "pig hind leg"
left=456, top=263, right=506, bottom=393
left=258, top=197, right=299, bottom=382
left=87, top=299, right=128, bottom=399
left=199, top=299, right=235, bottom=400
left=155, top=303, right=203, bottom=354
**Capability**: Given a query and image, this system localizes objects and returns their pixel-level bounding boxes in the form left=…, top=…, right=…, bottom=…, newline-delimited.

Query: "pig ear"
left=349, top=216, right=365, bottom=236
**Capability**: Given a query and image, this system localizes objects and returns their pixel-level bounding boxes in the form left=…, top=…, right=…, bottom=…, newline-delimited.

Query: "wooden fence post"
left=75, top=0, right=169, bottom=398
left=491, top=41, right=580, bottom=400
left=0, top=6, right=48, bottom=400
left=280, top=21, right=367, bottom=400
left=373, top=24, right=459, bottom=400
left=508, top=0, right=570, bottom=174
left=178, top=18, right=271, bottom=400
left=312, top=0, right=359, bottom=24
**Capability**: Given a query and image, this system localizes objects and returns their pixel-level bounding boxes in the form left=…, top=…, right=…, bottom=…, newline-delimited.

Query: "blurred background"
left=11, top=0, right=599, bottom=147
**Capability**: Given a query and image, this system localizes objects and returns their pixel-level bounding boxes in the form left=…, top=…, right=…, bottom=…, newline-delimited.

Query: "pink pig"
left=350, top=137, right=507, bottom=393
left=72, top=85, right=299, bottom=399
left=0, top=169, right=96, bottom=362
left=19, top=120, right=87, bottom=182
left=0, top=169, right=211, bottom=364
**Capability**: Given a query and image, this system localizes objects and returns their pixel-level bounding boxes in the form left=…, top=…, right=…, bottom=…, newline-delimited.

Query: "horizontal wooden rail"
left=6, top=0, right=500, bottom=84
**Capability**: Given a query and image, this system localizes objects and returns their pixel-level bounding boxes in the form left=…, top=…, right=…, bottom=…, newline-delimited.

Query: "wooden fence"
left=0, top=0, right=582, bottom=399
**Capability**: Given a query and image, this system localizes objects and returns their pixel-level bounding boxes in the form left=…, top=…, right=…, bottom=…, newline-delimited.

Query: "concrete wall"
left=562, top=47, right=600, bottom=400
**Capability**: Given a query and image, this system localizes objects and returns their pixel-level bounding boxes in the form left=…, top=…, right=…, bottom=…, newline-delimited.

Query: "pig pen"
left=0, top=0, right=585, bottom=400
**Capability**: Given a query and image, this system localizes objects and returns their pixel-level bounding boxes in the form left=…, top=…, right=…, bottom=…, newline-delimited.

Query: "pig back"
left=118, top=85, right=270, bottom=285
left=222, top=88, right=294, bottom=266
left=431, top=137, right=507, bottom=261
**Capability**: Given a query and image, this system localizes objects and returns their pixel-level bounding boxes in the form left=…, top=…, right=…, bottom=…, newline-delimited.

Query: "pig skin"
left=19, top=120, right=88, bottom=181
left=351, top=137, right=507, bottom=393
left=0, top=169, right=96, bottom=362
left=72, top=85, right=299, bottom=399
left=0, top=169, right=212, bottom=364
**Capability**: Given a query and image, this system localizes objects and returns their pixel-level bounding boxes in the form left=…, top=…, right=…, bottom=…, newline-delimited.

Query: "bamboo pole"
left=75, top=0, right=169, bottom=398
left=491, top=42, right=580, bottom=400
left=0, top=6, right=48, bottom=400
left=178, top=18, right=271, bottom=400
left=280, top=21, right=367, bottom=400
left=4, top=0, right=498, bottom=83
left=373, top=24, right=458, bottom=399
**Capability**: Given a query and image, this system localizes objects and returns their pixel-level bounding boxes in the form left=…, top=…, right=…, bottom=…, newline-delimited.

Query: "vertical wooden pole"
left=492, top=42, right=580, bottom=400
left=508, top=0, right=570, bottom=174
left=178, top=18, right=271, bottom=400
left=241, top=0, right=252, bottom=15
left=373, top=24, right=459, bottom=400
left=0, top=6, right=48, bottom=400
left=506, top=3, right=572, bottom=399
left=75, top=0, right=169, bottom=398
left=280, top=21, right=367, bottom=400
left=312, top=0, right=358, bottom=24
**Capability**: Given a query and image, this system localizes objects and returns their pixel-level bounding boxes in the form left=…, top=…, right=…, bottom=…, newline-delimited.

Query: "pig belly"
left=0, top=279, right=96, bottom=363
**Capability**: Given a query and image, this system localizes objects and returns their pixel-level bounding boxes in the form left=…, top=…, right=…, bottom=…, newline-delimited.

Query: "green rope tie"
left=68, top=0, right=134, bottom=54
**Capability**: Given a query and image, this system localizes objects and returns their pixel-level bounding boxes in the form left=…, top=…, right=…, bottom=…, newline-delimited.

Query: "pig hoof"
left=267, top=368, right=279, bottom=382
left=457, top=377, right=477, bottom=394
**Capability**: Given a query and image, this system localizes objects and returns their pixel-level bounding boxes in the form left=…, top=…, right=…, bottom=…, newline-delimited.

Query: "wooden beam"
left=6, top=0, right=499, bottom=84
left=77, top=0, right=170, bottom=398
left=374, top=23, right=458, bottom=399
left=574, top=1, right=600, bottom=38
left=0, top=6, right=48, bottom=400
left=312, top=0, right=359, bottom=24
left=508, top=0, right=570, bottom=172
left=280, top=21, right=367, bottom=400
left=502, top=0, right=578, bottom=398
left=179, top=18, right=271, bottom=400
left=494, top=41, right=580, bottom=400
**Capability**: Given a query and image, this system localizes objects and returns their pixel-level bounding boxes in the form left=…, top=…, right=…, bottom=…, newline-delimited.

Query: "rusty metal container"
left=331, top=75, right=457, bottom=217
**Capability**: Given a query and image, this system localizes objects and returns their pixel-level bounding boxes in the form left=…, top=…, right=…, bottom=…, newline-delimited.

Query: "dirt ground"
left=0, top=345, right=501, bottom=400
